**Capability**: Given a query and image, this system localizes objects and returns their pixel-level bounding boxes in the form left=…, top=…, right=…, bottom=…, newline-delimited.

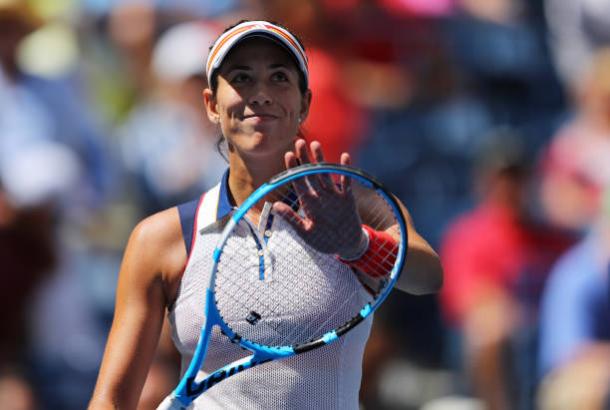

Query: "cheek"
left=217, top=93, right=244, bottom=122
left=281, top=92, right=305, bottom=119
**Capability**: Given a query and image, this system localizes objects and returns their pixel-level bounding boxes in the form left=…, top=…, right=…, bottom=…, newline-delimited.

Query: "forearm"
left=395, top=200, right=443, bottom=294
left=395, top=238, right=443, bottom=295
left=90, top=224, right=169, bottom=409
left=89, top=311, right=164, bottom=410
left=339, top=224, right=443, bottom=294
left=88, top=396, right=119, bottom=410
left=351, top=192, right=443, bottom=294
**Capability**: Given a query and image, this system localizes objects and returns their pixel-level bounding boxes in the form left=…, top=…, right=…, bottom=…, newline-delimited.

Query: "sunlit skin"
left=204, top=38, right=366, bottom=256
left=89, top=33, right=443, bottom=410
left=204, top=38, right=311, bottom=181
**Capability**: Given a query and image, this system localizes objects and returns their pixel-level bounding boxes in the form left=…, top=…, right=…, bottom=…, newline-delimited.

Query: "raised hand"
left=272, top=139, right=368, bottom=259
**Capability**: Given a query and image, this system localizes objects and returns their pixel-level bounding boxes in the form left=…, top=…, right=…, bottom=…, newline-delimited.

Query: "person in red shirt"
left=440, top=132, right=573, bottom=410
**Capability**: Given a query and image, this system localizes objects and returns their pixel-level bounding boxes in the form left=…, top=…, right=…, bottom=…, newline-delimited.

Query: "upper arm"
left=89, top=209, right=186, bottom=409
left=392, top=200, right=443, bottom=294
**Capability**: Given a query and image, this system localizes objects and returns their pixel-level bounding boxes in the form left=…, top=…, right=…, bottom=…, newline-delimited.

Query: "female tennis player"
left=89, top=20, right=443, bottom=409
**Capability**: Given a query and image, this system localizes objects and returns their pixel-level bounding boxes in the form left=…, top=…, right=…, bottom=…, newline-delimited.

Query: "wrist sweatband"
left=338, top=228, right=370, bottom=262
left=339, top=225, right=399, bottom=277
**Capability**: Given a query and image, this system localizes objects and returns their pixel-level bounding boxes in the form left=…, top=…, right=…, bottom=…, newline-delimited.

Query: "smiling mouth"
left=244, top=114, right=278, bottom=121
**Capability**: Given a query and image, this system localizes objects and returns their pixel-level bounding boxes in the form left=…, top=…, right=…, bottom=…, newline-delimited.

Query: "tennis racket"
left=157, top=163, right=407, bottom=409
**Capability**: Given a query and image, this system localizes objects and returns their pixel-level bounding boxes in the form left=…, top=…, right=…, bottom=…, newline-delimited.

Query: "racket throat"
left=186, top=356, right=272, bottom=395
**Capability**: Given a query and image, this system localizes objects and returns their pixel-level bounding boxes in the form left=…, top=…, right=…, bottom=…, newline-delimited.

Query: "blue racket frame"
left=164, top=164, right=408, bottom=409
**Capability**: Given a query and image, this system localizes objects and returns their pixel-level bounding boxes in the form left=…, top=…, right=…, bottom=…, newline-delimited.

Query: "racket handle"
left=156, top=395, right=192, bottom=410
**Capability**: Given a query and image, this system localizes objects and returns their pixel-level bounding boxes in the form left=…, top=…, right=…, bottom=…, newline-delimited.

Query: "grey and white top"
left=168, top=171, right=373, bottom=409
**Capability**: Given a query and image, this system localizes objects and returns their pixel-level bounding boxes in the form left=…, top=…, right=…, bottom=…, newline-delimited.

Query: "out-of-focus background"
left=1, top=0, right=609, bottom=409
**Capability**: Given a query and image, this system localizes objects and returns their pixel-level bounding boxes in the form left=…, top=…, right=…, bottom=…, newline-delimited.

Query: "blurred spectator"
left=0, top=367, right=36, bottom=410
left=440, top=130, right=573, bottom=410
left=0, top=0, right=67, bottom=362
left=444, top=0, right=563, bottom=131
left=356, top=71, right=492, bottom=247
left=376, top=0, right=455, bottom=18
left=301, top=46, right=370, bottom=163
left=106, top=2, right=156, bottom=97
left=78, top=1, right=157, bottom=126
left=0, top=191, right=55, bottom=361
left=82, top=0, right=241, bottom=20
left=264, top=2, right=372, bottom=163
left=540, top=48, right=610, bottom=232
left=0, top=2, right=118, bottom=409
left=117, top=21, right=225, bottom=215
left=80, top=0, right=257, bottom=125
left=0, top=1, right=599, bottom=408
left=538, top=190, right=610, bottom=410
left=0, top=1, right=114, bottom=214
left=544, top=0, right=610, bottom=88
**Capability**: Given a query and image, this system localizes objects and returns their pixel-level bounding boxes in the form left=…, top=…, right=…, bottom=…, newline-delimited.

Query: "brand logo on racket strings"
left=246, top=311, right=261, bottom=325
left=186, top=358, right=272, bottom=395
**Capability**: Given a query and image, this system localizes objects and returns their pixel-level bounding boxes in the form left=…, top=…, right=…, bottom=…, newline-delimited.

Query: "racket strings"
left=286, top=285, right=367, bottom=346
left=217, top=251, right=329, bottom=337
left=216, top=257, right=318, bottom=331
left=277, top=182, right=400, bottom=273
left=215, top=265, right=279, bottom=325
left=335, top=195, right=400, bottom=276
left=361, top=199, right=396, bottom=234
left=214, top=175, right=404, bottom=348
left=277, top=183, right=402, bottom=285
left=217, top=242, right=359, bottom=345
left=216, top=237, right=338, bottom=342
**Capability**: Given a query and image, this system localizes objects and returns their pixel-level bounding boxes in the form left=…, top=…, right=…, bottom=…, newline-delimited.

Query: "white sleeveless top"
left=168, top=172, right=373, bottom=409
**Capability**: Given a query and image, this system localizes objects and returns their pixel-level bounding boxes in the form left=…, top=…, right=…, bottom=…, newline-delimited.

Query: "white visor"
left=205, top=21, right=308, bottom=90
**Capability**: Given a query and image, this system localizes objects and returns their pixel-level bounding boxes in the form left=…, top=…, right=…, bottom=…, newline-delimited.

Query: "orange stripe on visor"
left=205, top=21, right=308, bottom=90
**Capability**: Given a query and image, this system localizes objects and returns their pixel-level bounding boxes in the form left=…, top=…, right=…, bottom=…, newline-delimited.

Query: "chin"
left=236, top=130, right=293, bottom=157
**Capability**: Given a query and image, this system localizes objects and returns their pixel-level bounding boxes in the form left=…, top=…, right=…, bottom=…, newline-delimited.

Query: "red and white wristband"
left=338, top=225, right=399, bottom=278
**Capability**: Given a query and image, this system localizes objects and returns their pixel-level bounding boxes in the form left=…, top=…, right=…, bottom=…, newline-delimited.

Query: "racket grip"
left=340, top=225, right=398, bottom=277
left=156, top=395, right=192, bottom=410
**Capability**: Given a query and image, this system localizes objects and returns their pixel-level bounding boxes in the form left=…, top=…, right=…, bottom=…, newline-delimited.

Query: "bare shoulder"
left=124, top=207, right=187, bottom=306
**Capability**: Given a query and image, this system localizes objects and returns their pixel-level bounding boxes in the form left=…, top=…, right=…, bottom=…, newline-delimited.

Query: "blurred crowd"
left=0, top=0, right=608, bottom=409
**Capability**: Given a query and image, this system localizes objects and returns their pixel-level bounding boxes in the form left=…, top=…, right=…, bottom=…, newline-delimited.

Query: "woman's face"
left=204, top=37, right=311, bottom=159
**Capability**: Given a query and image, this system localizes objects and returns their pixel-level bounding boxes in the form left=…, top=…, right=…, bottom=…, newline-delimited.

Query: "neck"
left=227, top=152, right=286, bottom=207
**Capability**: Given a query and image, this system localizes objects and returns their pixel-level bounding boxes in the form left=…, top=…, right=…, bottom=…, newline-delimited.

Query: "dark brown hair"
left=208, top=20, right=308, bottom=94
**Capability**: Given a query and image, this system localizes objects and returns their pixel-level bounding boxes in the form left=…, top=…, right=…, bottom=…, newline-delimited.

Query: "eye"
left=271, top=71, right=289, bottom=82
left=231, top=73, right=251, bottom=84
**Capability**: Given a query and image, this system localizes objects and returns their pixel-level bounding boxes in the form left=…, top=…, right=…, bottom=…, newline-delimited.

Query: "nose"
left=249, top=83, right=273, bottom=106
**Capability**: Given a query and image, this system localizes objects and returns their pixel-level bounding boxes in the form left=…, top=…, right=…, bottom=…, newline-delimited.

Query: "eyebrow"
left=269, top=63, right=290, bottom=69
left=225, top=64, right=251, bottom=72
left=224, top=62, right=293, bottom=73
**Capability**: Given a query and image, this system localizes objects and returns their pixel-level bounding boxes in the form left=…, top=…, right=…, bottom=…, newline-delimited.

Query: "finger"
left=285, top=152, right=313, bottom=200
left=310, top=141, right=333, bottom=190
left=340, top=152, right=352, bottom=194
left=310, top=140, right=325, bottom=163
left=295, top=139, right=311, bottom=164
left=295, top=139, right=323, bottom=193
left=272, top=202, right=310, bottom=237
left=284, top=151, right=299, bottom=169
left=340, top=152, right=351, bottom=166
